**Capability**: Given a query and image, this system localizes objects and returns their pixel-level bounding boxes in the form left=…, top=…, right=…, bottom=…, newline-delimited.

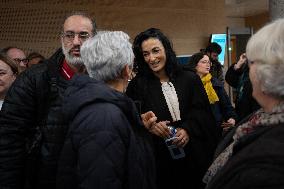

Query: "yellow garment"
left=201, top=74, right=219, bottom=104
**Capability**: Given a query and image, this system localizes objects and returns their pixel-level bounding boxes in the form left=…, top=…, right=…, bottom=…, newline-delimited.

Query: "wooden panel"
left=245, top=12, right=269, bottom=32
left=0, top=0, right=226, bottom=57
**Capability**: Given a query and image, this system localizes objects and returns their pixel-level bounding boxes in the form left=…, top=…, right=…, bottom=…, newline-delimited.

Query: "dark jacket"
left=56, top=75, right=156, bottom=189
left=211, top=77, right=237, bottom=127
left=126, top=67, right=220, bottom=189
left=225, top=64, right=260, bottom=121
left=210, top=60, right=224, bottom=83
left=0, top=48, right=69, bottom=189
left=206, top=119, right=284, bottom=189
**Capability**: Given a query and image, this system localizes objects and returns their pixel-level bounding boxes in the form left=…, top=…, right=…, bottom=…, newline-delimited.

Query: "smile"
left=150, top=61, right=159, bottom=66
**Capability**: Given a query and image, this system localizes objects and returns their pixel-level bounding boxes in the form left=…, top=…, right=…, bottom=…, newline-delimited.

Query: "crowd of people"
left=0, top=11, right=284, bottom=189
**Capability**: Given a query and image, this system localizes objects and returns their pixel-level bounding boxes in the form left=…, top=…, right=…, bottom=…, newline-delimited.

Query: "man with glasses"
left=0, top=12, right=96, bottom=189
left=1, top=46, right=28, bottom=72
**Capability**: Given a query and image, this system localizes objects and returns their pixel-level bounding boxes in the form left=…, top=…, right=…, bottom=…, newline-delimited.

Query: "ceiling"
left=225, top=0, right=269, bottom=17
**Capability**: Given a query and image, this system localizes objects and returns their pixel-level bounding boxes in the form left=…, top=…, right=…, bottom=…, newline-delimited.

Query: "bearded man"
left=0, top=12, right=96, bottom=189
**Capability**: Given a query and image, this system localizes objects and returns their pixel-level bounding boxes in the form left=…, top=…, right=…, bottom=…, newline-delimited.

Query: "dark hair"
left=133, top=28, right=178, bottom=78
left=63, top=11, right=97, bottom=36
left=0, top=52, right=19, bottom=75
left=27, top=52, right=45, bottom=61
left=205, top=42, right=222, bottom=54
left=185, top=52, right=207, bottom=73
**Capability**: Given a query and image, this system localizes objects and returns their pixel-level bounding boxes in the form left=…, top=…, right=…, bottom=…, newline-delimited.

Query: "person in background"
left=0, top=12, right=96, bottom=189
left=1, top=46, right=28, bottom=72
left=56, top=31, right=156, bottom=189
left=0, top=53, right=18, bottom=109
left=126, top=28, right=219, bottom=189
left=27, top=52, right=45, bottom=68
left=185, top=52, right=237, bottom=134
left=204, top=18, right=284, bottom=189
left=204, top=42, right=224, bottom=83
left=225, top=53, right=260, bottom=121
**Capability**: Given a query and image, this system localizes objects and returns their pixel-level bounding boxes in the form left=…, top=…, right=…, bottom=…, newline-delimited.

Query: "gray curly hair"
left=81, top=31, right=134, bottom=82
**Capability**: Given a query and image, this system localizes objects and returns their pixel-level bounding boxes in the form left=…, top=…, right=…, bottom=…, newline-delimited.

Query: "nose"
left=148, top=53, right=156, bottom=62
left=19, top=61, right=27, bottom=68
left=72, top=34, right=81, bottom=45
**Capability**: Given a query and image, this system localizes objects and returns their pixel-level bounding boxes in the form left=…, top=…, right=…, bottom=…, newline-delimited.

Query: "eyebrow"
left=143, top=46, right=160, bottom=51
left=64, top=30, right=89, bottom=33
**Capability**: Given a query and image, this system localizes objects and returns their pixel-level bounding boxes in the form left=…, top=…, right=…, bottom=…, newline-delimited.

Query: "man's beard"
left=62, top=43, right=84, bottom=66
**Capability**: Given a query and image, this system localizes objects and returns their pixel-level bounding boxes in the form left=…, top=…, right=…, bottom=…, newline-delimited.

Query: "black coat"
left=126, top=68, right=220, bottom=189
left=206, top=120, right=284, bottom=189
left=210, top=60, right=224, bottom=83
left=211, top=77, right=237, bottom=127
left=0, top=49, right=69, bottom=189
left=56, top=75, right=156, bottom=189
left=225, top=64, right=260, bottom=121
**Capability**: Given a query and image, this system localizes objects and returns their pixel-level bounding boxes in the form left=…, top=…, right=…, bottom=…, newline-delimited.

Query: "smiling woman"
left=0, top=53, right=18, bottom=109
left=141, top=38, right=167, bottom=76
left=126, top=28, right=220, bottom=189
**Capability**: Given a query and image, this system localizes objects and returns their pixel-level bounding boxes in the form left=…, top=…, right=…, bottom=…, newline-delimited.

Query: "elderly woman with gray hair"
left=203, top=18, right=284, bottom=189
left=56, top=31, right=156, bottom=189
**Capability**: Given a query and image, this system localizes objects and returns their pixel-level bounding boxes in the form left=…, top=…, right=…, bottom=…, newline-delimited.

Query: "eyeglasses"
left=199, top=60, right=211, bottom=65
left=62, top=31, right=90, bottom=42
left=13, top=58, right=28, bottom=65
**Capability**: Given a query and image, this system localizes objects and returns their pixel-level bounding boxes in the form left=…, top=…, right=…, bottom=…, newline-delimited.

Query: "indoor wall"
left=0, top=0, right=226, bottom=57
left=245, top=12, right=269, bottom=32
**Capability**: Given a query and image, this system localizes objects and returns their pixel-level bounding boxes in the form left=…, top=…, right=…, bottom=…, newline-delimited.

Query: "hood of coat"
left=62, top=74, right=141, bottom=126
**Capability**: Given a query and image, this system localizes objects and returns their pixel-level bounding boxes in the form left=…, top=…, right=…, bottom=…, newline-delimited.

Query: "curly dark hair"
left=133, top=28, right=178, bottom=79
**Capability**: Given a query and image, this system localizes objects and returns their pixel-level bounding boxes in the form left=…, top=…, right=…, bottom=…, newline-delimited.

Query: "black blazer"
left=126, top=68, right=220, bottom=189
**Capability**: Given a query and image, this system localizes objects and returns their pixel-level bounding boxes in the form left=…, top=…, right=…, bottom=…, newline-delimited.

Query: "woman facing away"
left=126, top=28, right=220, bottom=189
left=185, top=52, right=237, bottom=133
left=204, top=18, right=284, bottom=189
left=56, top=31, right=156, bottom=189
left=0, top=53, right=18, bottom=110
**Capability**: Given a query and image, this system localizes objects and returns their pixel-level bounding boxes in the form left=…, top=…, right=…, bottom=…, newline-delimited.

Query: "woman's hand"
left=141, top=111, right=170, bottom=138
left=222, top=118, right=235, bottom=128
left=149, top=121, right=171, bottom=138
left=141, top=111, right=157, bottom=129
left=172, top=128, right=189, bottom=148
left=234, top=53, right=247, bottom=70
left=222, top=118, right=236, bottom=132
